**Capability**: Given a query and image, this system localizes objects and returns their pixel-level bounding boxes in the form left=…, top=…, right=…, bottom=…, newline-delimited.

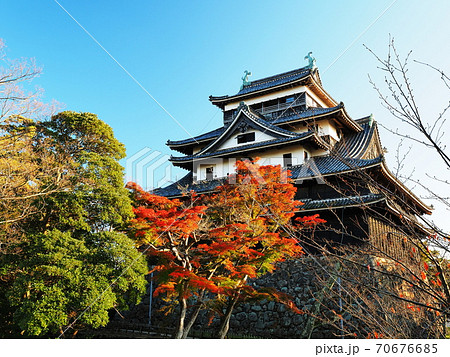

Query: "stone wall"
left=223, top=257, right=339, bottom=338
left=116, top=257, right=344, bottom=338
left=114, top=254, right=440, bottom=338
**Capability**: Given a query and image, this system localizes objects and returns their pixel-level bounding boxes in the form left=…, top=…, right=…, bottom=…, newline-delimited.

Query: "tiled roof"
left=153, top=172, right=225, bottom=198
left=167, top=126, right=225, bottom=146
left=155, top=172, right=386, bottom=211
left=166, top=104, right=362, bottom=150
left=298, top=193, right=385, bottom=212
left=240, top=105, right=300, bottom=137
left=163, top=155, right=382, bottom=195
left=289, top=155, right=383, bottom=180
left=271, top=106, right=341, bottom=125
left=333, top=118, right=373, bottom=158
left=170, top=132, right=315, bottom=163
left=209, top=67, right=312, bottom=106
left=236, top=67, right=311, bottom=96
left=166, top=107, right=338, bottom=148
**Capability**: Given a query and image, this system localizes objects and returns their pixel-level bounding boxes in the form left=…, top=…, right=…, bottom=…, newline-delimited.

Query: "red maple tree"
left=127, top=159, right=325, bottom=338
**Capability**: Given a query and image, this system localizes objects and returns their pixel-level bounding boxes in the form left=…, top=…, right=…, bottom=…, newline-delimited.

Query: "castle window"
left=285, top=96, right=295, bottom=104
left=237, top=132, right=255, bottom=144
left=304, top=151, right=309, bottom=161
left=283, top=153, right=292, bottom=167
left=206, top=166, right=214, bottom=180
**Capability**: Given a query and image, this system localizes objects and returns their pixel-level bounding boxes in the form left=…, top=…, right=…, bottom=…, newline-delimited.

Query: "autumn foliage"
left=127, top=159, right=325, bottom=338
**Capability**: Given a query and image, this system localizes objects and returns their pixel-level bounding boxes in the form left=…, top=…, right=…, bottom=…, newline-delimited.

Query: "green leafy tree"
left=0, top=111, right=148, bottom=337
left=34, top=111, right=133, bottom=233
left=7, top=230, right=147, bottom=337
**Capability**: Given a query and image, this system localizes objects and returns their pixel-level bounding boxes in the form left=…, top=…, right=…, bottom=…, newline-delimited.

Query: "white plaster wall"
left=257, top=146, right=304, bottom=167
left=193, top=144, right=205, bottom=154
left=193, top=145, right=315, bottom=181
left=305, top=88, right=328, bottom=108
left=290, top=119, right=339, bottom=142
left=291, top=123, right=309, bottom=134
left=317, top=120, right=339, bottom=141
left=309, top=147, right=329, bottom=157
left=194, top=157, right=234, bottom=181
left=219, top=130, right=275, bottom=150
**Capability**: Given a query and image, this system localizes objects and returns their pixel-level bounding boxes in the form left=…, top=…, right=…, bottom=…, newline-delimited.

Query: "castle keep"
left=156, top=56, right=430, bottom=255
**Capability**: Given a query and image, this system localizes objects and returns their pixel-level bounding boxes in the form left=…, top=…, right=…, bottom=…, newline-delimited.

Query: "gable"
left=218, top=128, right=280, bottom=151
left=197, top=103, right=297, bottom=156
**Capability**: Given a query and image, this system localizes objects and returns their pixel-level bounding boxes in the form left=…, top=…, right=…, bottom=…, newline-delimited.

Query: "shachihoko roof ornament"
left=304, top=52, right=317, bottom=70
left=240, top=70, right=252, bottom=90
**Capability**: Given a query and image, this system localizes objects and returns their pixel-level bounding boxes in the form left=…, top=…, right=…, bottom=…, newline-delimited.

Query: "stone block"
left=282, top=317, right=292, bottom=327
left=255, top=318, right=265, bottom=330
left=293, top=314, right=304, bottom=326
left=248, top=312, right=258, bottom=322
left=264, top=311, right=273, bottom=322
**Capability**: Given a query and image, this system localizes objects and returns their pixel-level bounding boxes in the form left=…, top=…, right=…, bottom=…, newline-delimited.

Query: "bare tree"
left=0, top=39, right=66, bottom=248
left=298, top=38, right=450, bottom=338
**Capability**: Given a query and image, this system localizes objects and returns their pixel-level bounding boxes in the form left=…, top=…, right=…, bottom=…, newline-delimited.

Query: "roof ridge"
left=271, top=105, right=341, bottom=124
left=242, top=66, right=310, bottom=89
left=243, top=105, right=301, bottom=137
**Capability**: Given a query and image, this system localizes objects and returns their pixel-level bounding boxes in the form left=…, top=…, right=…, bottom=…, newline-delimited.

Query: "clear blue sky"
left=2, top=0, right=450, bottom=230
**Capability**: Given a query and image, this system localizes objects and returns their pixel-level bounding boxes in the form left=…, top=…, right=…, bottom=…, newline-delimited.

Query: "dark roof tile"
left=299, top=193, right=385, bottom=211
left=153, top=172, right=226, bottom=198
left=290, top=155, right=382, bottom=180
left=236, top=67, right=311, bottom=96
left=167, top=126, right=225, bottom=146
left=170, top=132, right=314, bottom=162
left=271, top=106, right=341, bottom=124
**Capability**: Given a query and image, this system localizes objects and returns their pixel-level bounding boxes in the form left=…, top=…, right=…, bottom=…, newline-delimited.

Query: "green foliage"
left=0, top=110, right=148, bottom=337
left=33, top=111, right=132, bottom=233
left=7, top=230, right=147, bottom=336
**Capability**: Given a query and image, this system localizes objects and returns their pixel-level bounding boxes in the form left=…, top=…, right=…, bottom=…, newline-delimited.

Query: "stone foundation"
left=116, top=257, right=344, bottom=338
left=114, top=255, right=438, bottom=338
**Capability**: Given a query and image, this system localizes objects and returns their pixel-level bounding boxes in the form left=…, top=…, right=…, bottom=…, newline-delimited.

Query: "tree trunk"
left=174, top=296, right=187, bottom=339
left=217, top=296, right=238, bottom=339
left=181, top=301, right=203, bottom=339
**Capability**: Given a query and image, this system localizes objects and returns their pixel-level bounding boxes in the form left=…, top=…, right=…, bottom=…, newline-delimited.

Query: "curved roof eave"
left=295, top=194, right=386, bottom=213
left=169, top=133, right=316, bottom=164
left=193, top=105, right=301, bottom=157
left=292, top=156, right=384, bottom=183
left=379, top=162, right=433, bottom=215
left=277, top=104, right=362, bottom=132
left=209, top=69, right=337, bottom=109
